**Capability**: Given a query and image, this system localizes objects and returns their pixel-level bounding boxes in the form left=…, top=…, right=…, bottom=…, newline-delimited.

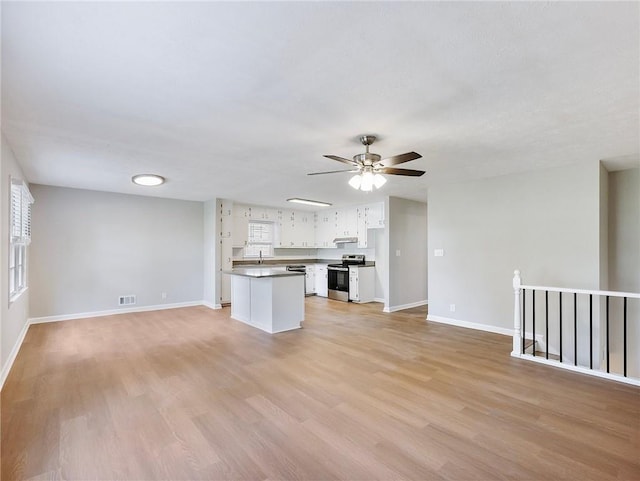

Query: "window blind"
left=11, top=179, right=34, bottom=244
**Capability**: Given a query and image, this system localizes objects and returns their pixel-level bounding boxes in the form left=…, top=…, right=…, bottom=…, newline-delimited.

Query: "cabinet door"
left=337, top=208, right=358, bottom=237
left=305, top=267, right=316, bottom=294
left=279, top=210, right=296, bottom=247
left=220, top=199, right=233, bottom=217
left=348, top=267, right=359, bottom=301
left=220, top=211, right=233, bottom=238
left=315, top=265, right=328, bottom=297
left=315, top=212, right=336, bottom=247
left=298, top=212, right=315, bottom=247
left=357, top=207, right=368, bottom=248
left=232, top=216, right=249, bottom=247
left=367, top=202, right=385, bottom=228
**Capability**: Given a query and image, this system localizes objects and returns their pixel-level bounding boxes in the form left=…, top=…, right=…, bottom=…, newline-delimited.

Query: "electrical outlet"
left=395, top=249, right=401, bottom=257
left=449, top=304, right=456, bottom=312
left=434, top=249, right=444, bottom=257
left=161, top=292, right=167, bottom=300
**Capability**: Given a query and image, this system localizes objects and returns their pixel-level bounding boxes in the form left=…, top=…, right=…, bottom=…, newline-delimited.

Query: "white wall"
left=607, top=167, right=639, bottom=377
left=608, top=168, right=639, bottom=292
left=29, top=185, right=204, bottom=319
left=1, top=134, right=30, bottom=379
left=386, top=197, right=428, bottom=311
left=427, top=161, right=601, bottom=332
left=203, top=199, right=217, bottom=307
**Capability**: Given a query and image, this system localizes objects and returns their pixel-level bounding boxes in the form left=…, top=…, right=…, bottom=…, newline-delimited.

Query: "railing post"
left=512, top=270, right=522, bottom=356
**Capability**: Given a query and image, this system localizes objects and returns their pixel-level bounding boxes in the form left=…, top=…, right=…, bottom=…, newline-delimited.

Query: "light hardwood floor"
left=2, top=298, right=639, bottom=480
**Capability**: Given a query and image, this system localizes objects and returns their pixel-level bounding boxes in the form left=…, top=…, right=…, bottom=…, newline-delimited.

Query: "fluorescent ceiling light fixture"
left=287, top=198, right=332, bottom=207
left=132, top=174, right=165, bottom=186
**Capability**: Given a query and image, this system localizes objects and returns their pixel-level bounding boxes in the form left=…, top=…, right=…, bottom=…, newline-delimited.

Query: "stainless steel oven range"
left=327, top=254, right=365, bottom=301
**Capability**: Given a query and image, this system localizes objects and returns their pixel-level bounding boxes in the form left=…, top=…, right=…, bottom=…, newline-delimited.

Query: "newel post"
left=512, top=270, right=522, bottom=357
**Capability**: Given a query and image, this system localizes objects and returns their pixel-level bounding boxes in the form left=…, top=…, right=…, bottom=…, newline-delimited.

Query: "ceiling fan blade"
left=377, top=151, right=422, bottom=167
left=377, top=167, right=425, bottom=177
left=308, top=169, right=359, bottom=176
left=324, top=155, right=358, bottom=166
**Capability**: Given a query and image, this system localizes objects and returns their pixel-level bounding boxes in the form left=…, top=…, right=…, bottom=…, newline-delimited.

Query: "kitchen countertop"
left=224, top=267, right=305, bottom=278
left=232, top=259, right=375, bottom=267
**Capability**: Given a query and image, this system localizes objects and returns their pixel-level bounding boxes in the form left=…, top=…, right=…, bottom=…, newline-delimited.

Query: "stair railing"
left=512, top=270, right=640, bottom=386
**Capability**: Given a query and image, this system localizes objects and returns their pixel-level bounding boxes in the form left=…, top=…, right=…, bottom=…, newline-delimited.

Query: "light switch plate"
left=434, top=249, right=444, bottom=257
left=395, top=249, right=401, bottom=257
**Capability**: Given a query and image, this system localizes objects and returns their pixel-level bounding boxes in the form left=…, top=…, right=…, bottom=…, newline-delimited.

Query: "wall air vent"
left=118, top=295, right=136, bottom=306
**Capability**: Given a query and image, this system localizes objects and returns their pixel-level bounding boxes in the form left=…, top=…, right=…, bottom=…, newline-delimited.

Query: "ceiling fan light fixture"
left=373, top=173, right=387, bottom=188
left=132, top=174, right=165, bottom=186
left=360, top=171, right=374, bottom=191
left=348, top=174, right=362, bottom=189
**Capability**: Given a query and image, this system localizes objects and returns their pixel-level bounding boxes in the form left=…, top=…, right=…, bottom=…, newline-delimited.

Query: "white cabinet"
left=366, top=202, right=385, bottom=228
left=357, top=206, right=368, bottom=248
left=315, top=211, right=336, bottom=248
left=250, top=207, right=277, bottom=221
left=277, top=209, right=314, bottom=248
left=305, top=265, right=316, bottom=294
left=336, top=208, right=358, bottom=237
left=232, top=216, right=249, bottom=247
left=315, top=264, right=328, bottom=297
left=348, top=266, right=375, bottom=303
left=221, top=209, right=233, bottom=238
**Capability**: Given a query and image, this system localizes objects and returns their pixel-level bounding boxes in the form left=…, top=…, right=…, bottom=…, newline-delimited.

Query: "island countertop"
left=224, top=267, right=305, bottom=278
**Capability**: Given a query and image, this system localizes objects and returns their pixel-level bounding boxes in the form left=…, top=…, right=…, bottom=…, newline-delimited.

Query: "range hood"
left=333, top=237, right=358, bottom=244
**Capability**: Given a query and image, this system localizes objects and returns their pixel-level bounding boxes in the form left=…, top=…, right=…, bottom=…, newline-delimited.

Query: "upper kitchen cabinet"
left=250, top=206, right=277, bottom=221
left=366, top=202, right=385, bottom=228
left=315, top=211, right=336, bottom=248
left=232, top=204, right=250, bottom=247
left=335, top=208, right=358, bottom=238
left=276, top=210, right=314, bottom=248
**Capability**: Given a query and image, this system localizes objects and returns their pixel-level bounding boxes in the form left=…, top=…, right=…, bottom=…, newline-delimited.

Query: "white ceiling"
left=2, top=1, right=638, bottom=209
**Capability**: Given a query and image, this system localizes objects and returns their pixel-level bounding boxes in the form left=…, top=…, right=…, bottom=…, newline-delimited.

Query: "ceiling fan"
left=308, top=135, right=425, bottom=191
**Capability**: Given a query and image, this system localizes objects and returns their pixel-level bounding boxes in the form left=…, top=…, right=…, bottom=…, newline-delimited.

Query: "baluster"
left=573, top=293, right=577, bottom=367
left=559, top=292, right=563, bottom=363
left=532, top=290, right=536, bottom=357
left=623, top=297, right=627, bottom=377
left=589, top=294, right=593, bottom=369
left=606, top=296, right=610, bottom=374
left=522, top=288, right=526, bottom=354
left=545, top=290, right=549, bottom=360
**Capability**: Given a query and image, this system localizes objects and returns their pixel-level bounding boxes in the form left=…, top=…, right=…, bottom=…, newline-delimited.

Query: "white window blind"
left=9, top=178, right=33, bottom=301
left=11, top=179, right=34, bottom=244
left=245, top=221, right=274, bottom=257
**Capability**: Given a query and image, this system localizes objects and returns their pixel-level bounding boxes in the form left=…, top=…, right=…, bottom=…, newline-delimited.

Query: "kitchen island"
left=224, top=267, right=305, bottom=334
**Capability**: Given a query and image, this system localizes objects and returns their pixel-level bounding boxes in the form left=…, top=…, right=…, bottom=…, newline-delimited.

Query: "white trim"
left=520, top=284, right=640, bottom=299
left=511, top=352, right=640, bottom=387
left=426, top=314, right=513, bottom=337
left=28, top=301, right=205, bottom=324
left=202, top=301, right=223, bottom=310
left=374, top=297, right=384, bottom=304
left=0, top=318, right=30, bottom=391
left=384, top=300, right=428, bottom=313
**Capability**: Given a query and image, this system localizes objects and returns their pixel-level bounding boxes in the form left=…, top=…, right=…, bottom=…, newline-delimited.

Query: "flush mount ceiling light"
left=309, top=135, right=425, bottom=192
left=132, top=174, right=165, bottom=186
left=287, top=198, right=332, bottom=207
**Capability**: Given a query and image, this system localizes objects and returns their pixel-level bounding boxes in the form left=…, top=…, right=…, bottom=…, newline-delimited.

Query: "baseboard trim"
left=426, top=314, right=513, bottom=337
left=0, top=319, right=31, bottom=391
left=28, top=301, right=205, bottom=324
left=202, top=301, right=223, bottom=310
left=383, top=300, right=428, bottom=313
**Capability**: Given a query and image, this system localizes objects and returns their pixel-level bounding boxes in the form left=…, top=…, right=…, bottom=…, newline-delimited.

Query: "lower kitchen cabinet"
left=305, top=265, right=316, bottom=295
left=315, top=264, right=328, bottom=297
left=348, top=265, right=375, bottom=303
